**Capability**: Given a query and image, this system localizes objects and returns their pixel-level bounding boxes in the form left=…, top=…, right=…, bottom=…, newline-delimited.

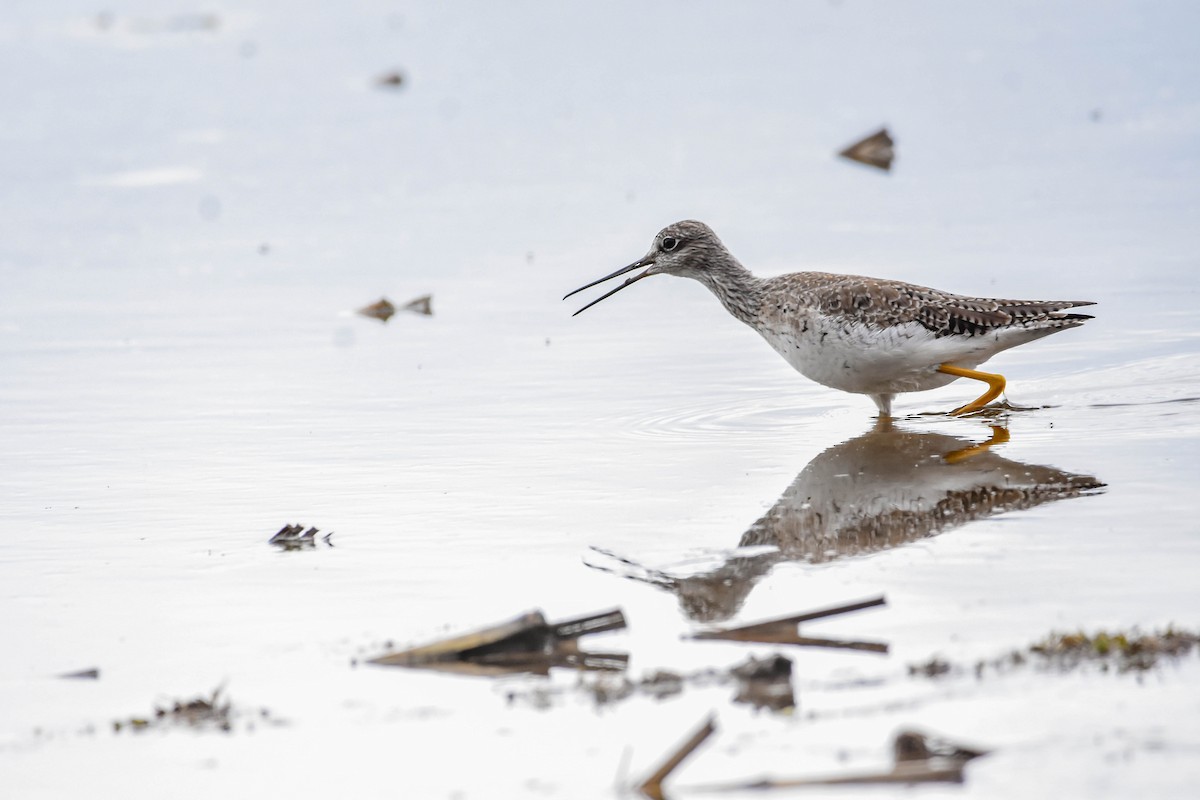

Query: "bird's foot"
left=948, top=399, right=1049, bottom=418
left=938, top=364, right=1006, bottom=416
left=949, top=401, right=995, bottom=417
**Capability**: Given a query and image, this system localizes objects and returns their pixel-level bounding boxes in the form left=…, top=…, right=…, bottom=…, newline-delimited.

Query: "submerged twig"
left=689, top=729, right=986, bottom=793
left=695, top=760, right=966, bottom=791
left=636, top=715, right=718, bottom=800
left=552, top=608, right=627, bottom=639
left=58, top=667, right=100, bottom=680
left=689, top=596, right=887, bottom=650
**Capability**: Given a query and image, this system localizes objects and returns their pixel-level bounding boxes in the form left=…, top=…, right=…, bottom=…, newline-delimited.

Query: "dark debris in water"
left=368, top=608, right=628, bottom=676
left=112, top=686, right=279, bottom=734
left=638, top=720, right=984, bottom=797
left=636, top=714, right=717, bottom=800
left=837, top=127, right=895, bottom=172
left=356, top=294, right=433, bottom=323
left=730, top=653, right=796, bottom=712
left=357, top=298, right=396, bottom=322
left=375, top=70, right=407, bottom=89
left=908, top=655, right=953, bottom=678
left=688, top=595, right=888, bottom=652
left=893, top=728, right=989, bottom=763
left=910, top=627, right=1200, bottom=679
left=1025, top=628, right=1200, bottom=672
left=402, top=294, right=433, bottom=316
left=269, top=523, right=333, bottom=550
left=508, top=653, right=796, bottom=713
left=503, top=597, right=892, bottom=711
left=57, top=667, right=100, bottom=680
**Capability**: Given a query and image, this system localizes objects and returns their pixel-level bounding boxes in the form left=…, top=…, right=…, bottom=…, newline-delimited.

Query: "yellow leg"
left=937, top=364, right=1006, bottom=416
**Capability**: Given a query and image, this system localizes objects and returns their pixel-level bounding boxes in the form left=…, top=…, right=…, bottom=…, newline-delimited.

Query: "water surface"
left=2, top=2, right=1199, bottom=798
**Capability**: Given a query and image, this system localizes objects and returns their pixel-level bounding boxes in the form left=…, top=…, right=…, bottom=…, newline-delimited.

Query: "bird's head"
left=564, top=220, right=730, bottom=315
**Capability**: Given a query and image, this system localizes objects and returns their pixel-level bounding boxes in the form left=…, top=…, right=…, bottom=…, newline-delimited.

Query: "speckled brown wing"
left=917, top=293, right=1096, bottom=338
left=800, top=273, right=1094, bottom=338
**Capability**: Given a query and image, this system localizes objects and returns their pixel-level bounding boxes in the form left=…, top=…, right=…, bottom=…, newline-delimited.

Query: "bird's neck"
left=695, top=260, right=764, bottom=326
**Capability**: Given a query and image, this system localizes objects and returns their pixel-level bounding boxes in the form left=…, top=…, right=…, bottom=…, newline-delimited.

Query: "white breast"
left=754, top=312, right=1003, bottom=396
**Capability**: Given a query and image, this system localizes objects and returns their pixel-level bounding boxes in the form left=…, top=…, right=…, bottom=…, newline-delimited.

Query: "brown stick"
left=551, top=608, right=627, bottom=639
left=636, top=715, right=718, bottom=799
left=691, top=760, right=965, bottom=792
left=689, top=596, right=886, bottom=641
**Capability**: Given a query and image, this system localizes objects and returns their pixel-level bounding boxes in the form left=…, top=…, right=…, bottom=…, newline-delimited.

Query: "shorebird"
left=564, top=220, right=1094, bottom=416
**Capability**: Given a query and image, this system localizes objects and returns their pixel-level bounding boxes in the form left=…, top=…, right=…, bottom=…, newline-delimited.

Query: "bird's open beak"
left=563, top=257, right=656, bottom=316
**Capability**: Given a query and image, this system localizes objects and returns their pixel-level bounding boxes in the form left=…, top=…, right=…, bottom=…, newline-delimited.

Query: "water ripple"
left=612, top=392, right=842, bottom=441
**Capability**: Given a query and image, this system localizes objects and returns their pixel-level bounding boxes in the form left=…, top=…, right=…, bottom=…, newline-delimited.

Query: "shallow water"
left=3, top=2, right=1200, bottom=798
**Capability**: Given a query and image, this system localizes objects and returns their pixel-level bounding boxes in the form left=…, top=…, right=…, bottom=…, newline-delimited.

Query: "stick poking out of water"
left=636, top=715, right=718, bottom=800
left=688, top=596, right=887, bottom=649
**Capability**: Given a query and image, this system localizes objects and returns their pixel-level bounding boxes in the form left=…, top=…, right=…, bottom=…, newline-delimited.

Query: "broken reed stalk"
left=552, top=608, right=626, bottom=640
left=691, top=760, right=965, bottom=792
left=788, top=636, right=889, bottom=653
left=689, top=596, right=886, bottom=642
left=571, top=651, right=630, bottom=672
left=636, top=715, right=718, bottom=800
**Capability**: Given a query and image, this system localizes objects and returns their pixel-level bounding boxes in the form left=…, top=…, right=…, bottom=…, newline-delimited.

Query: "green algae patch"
left=1026, top=628, right=1200, bottom=673
left=911, top=627, right=1200, bottom=680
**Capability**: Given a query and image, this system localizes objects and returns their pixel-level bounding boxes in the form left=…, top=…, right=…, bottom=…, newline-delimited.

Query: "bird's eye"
left=661, top=236, right=680, bottom=252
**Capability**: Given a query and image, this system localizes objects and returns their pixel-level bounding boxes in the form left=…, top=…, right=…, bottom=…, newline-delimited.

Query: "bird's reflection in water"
left=590, top=420, right=1104, bottom=622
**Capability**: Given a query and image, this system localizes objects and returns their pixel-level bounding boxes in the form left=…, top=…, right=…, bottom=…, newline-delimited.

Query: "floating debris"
left=837, top=127, right=895, bottom=171
left=515, top=669, right=693, bottom=710
left=402, top=294, right=433, bottom=316
left=689, top=596, right=888, bottom=652
left=368, top=608, right=627, bottom=676
left=268, top=523, right=333, bottom=550
left=356, top=294, right=433, bottom=323
left=908, top=655, right=953, bottom=678
left=893, top=728, right=988, bottom=763
left=1028, top=628, right=1200, bottom=672
left=914, top=626, right=1200, bottom=679
left=691, top=728, right=986, bottom=792
left=639, top=669, right=687, bottom=701
left=636, top=714, right=717, bottom=800
left=357, top=297, right=396, bottom=322
left=509, top=654, right=795, bottom=712
left=731, top=654, right=795, bottom=712
left=112, top=686, right=277, bottom=734
left=376, top=70, right=406, bottom=89
left=57, top=667, right=100, bottom=680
